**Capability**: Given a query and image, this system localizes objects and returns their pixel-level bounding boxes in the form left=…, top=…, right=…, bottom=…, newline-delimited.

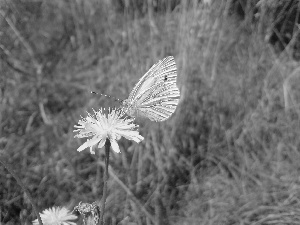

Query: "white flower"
left=74, top=108, right=144, bottom=154
left=32, top=207, right=77, bottom=225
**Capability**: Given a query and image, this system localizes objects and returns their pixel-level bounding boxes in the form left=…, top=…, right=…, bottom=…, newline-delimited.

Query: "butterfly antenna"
left=91, top=91, right=124, bottom=103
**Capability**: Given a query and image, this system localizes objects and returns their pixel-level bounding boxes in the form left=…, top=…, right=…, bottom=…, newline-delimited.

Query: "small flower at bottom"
left=74, top=108, right=144, bottom=154
left=32, top=206, right=77, bottom=225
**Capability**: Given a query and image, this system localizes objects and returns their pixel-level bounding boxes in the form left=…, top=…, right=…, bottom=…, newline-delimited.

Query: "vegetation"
left=1, top=0, right=300, bottom=224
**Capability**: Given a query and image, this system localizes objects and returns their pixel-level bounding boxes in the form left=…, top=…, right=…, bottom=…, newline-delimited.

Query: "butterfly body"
left=122, top=56, right=180, bottom=122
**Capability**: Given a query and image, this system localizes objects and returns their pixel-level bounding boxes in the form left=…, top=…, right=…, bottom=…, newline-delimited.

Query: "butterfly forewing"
left=128, top=56, right=177, bottom=102
left=123, top=56, right=180, bottom=122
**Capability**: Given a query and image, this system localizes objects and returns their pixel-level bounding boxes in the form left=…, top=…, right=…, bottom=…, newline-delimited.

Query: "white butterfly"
left=122, top=56, right=180, bottom=122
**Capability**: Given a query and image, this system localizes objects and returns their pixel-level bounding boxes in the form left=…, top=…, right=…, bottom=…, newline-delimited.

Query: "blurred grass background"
left=1, top=0, right=300, bottom=224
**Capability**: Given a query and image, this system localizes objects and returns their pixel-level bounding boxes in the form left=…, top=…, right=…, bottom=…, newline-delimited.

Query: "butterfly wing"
left=136, top=79, right=180, bottom=121
left=127, top=56, right=177, bottom=102
left=124, top=56, right=180, bottom=122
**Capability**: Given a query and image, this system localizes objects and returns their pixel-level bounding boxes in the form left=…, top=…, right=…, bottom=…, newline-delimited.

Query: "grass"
left=1, top=0, right=300, bottom=224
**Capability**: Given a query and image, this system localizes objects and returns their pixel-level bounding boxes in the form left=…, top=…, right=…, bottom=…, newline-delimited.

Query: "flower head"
left=74, top=108, right=144, bottom=153
left=73, top=201, right=100, bottom=225
left=32, top=207, right=77, bottom=225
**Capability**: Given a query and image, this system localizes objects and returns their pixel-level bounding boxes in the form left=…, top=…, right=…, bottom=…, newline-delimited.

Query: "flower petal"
left=110, top=139, right=120, bottom=153
left=98, top=138, right=106, bottom=149
left=114, top=129, right=144, bottom=143
left=90, top=146, right=95, bottom=154
left=77, top=136, right=101, bottom=152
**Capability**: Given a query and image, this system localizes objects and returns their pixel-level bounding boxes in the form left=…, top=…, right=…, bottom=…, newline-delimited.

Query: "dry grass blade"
left=101, top=162, right=156, bottom=224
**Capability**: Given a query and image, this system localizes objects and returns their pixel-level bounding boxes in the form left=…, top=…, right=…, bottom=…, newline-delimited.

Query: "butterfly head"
left=121, top=99, right=129, bottom=107
left=121, top=99, right=136, bottom=118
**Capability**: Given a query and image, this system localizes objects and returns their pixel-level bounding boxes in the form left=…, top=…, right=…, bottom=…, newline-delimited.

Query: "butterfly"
left=122, top=56, right=180, bottom=122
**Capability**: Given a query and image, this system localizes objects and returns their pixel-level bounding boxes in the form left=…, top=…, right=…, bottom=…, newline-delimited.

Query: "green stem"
left=0, top=154, right=43, bottom=225
left=100, top=139, right=110, bottom=225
